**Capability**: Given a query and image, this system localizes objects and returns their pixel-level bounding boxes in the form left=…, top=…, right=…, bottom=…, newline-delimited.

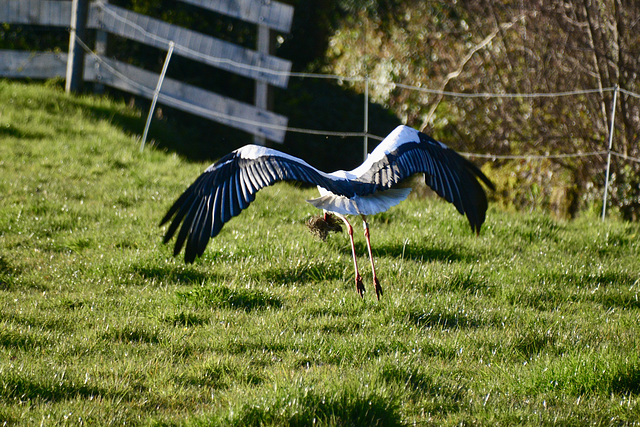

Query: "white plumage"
left=307, top=187, right=412, bottom=216
left=160, top=125, right=494, bottom=299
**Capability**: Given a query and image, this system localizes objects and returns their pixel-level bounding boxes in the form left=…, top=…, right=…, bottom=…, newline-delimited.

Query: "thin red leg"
left=336, top=213, right=365, bottom=297
left=362, top=215, right=383, bottom=300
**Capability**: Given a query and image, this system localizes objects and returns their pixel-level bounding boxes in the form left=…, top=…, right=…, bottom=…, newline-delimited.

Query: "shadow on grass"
left=103, top=325, right=161, bottom=344
left=180, top=360, right=265, bottom=390
left=224, top=339, right=290, bottom=356
left=542, top=270, right=638, bottom=288
left=164, top=310, right=210, bottom=327
left=508, top=216, right=563, bottom=244
left=0, top=329, right=46, bottom=350
left=592, top=293, right=640, bottom=310
left=611, top=364, right=640, bottom=394
left=330, top=240, right=473, bottom=264
left=176, top=284, right=282, bottom=312
left=128, top=263, right=214, bottom=285
left=374, top=241, right=474, bottom=263
left=228, top=385, right=403, bottom=427
left=528, top=354, right=640, bottom=396
left=0, top=256, right=20, bottom=291
left=0, top=257, right=46, bottom=292
left=378, top=363, right=465, bottom=414
left=1, top=374, right=106, bottom=403
left=506, top=287, right=566, bottom=311
left=259, top=260, right=344, bottom=285
left=0, top=125, right=49, bottom=140
left=537, top=270, right=640, bottom=310
left=436, top=268, right=491, bottom=295
left=512, top=329, right=557, bottom=359
left=1, top=311, right=75, bottom=334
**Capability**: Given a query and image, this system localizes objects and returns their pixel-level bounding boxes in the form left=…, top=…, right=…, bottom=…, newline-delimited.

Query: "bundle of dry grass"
left=306, top=213, right=343, bottom=241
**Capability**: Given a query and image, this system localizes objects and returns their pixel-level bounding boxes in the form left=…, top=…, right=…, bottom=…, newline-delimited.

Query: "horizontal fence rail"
left=0, top=0, right=292, bottom=143
left=177, top=0, right=294, bottom=33
left=0, top=48, right=288, bottom=142
left=0, top=0, right=71, bottom=26
left=1, top=38, right=638, bottom=161
left=96, top=3, right=291, bottom=88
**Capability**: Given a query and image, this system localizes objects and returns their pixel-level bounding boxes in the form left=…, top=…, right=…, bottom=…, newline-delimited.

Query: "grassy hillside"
left=1, top=81, right=639, bottom=425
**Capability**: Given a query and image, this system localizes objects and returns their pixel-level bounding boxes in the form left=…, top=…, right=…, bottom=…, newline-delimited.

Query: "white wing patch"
left=349, top=125, right=419, bottom=179
left=307, top=187, right=412, bottom=216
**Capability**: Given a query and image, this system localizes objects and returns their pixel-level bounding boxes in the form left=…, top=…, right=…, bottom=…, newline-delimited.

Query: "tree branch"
left=420, top=14, right=525, bottom=132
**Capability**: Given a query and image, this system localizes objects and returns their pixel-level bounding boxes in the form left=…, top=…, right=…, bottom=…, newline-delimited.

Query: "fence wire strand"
left=611, top=151, right=640, bottom=164
left=462, top=151, right=609, bottom=160
left=620, top=87, right=640, bottom=100
left=95, top=2, right=632, bottom=99
left=69, top=6, right=640, bottom=166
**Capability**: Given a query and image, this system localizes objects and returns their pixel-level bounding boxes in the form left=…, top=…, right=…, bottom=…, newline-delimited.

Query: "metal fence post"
left=363, top=77, right=369, bottom=162
left=140, top=41, right=175, bottom=152
left=601, top=85, right=619, bottom=221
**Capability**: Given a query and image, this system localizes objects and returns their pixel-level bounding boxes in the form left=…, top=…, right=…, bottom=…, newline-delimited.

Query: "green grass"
left=1, top=80, right=639, bottom=425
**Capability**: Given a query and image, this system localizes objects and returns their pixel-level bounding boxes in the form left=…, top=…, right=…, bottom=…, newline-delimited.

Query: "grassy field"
left=1, top=80, right=639, bottom=425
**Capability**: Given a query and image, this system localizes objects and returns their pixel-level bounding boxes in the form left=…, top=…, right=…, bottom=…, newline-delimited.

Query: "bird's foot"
left=373, top=277, right=383, bottom=300
left=355, top=275, right=366, bottom=298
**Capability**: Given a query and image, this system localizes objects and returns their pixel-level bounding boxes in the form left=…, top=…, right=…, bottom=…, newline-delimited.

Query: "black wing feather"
left=160, top=145, right=374, bottom=263
left=357, top=129, right=494, bottom=234
left=161, top=128, right=494, bottom=263
left=184, top=194, right=209, bottom=262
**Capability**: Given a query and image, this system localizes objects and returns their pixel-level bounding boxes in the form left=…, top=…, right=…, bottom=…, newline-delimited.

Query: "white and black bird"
left=160, top=125, right=494, bottom=299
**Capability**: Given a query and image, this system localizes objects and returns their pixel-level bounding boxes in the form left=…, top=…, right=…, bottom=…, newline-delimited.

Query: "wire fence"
left=75, top=29, right=640, bottom=155
left=67, top=2, right=640, bottom=218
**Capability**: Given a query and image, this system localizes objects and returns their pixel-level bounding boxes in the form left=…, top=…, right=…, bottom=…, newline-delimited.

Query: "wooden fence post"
left=65, top=0, right=89, bottom=93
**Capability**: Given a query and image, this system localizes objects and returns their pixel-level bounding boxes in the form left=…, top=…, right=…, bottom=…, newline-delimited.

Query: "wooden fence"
left=0, top=0, right=293, bottom=143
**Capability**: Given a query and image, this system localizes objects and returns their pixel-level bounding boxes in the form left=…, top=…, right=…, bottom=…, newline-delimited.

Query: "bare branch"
left=420, top=14, right=526, bottom=131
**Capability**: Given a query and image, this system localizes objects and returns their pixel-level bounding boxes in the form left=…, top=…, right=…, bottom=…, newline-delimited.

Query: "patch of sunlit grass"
left=1, top=81, right=639, bottom=425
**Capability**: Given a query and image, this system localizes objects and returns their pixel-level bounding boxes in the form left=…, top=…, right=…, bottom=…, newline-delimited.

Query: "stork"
left=160, top=125, right=494, bottom=299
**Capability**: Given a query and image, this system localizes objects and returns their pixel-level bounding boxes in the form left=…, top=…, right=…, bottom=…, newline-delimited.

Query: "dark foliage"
left=3, top=1, right=639, bottom=218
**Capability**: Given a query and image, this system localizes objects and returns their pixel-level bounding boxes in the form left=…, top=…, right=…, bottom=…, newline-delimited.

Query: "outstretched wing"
left=352, top=125, right=495, bottom=234
left=160, top=145, right=372, bottom=263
